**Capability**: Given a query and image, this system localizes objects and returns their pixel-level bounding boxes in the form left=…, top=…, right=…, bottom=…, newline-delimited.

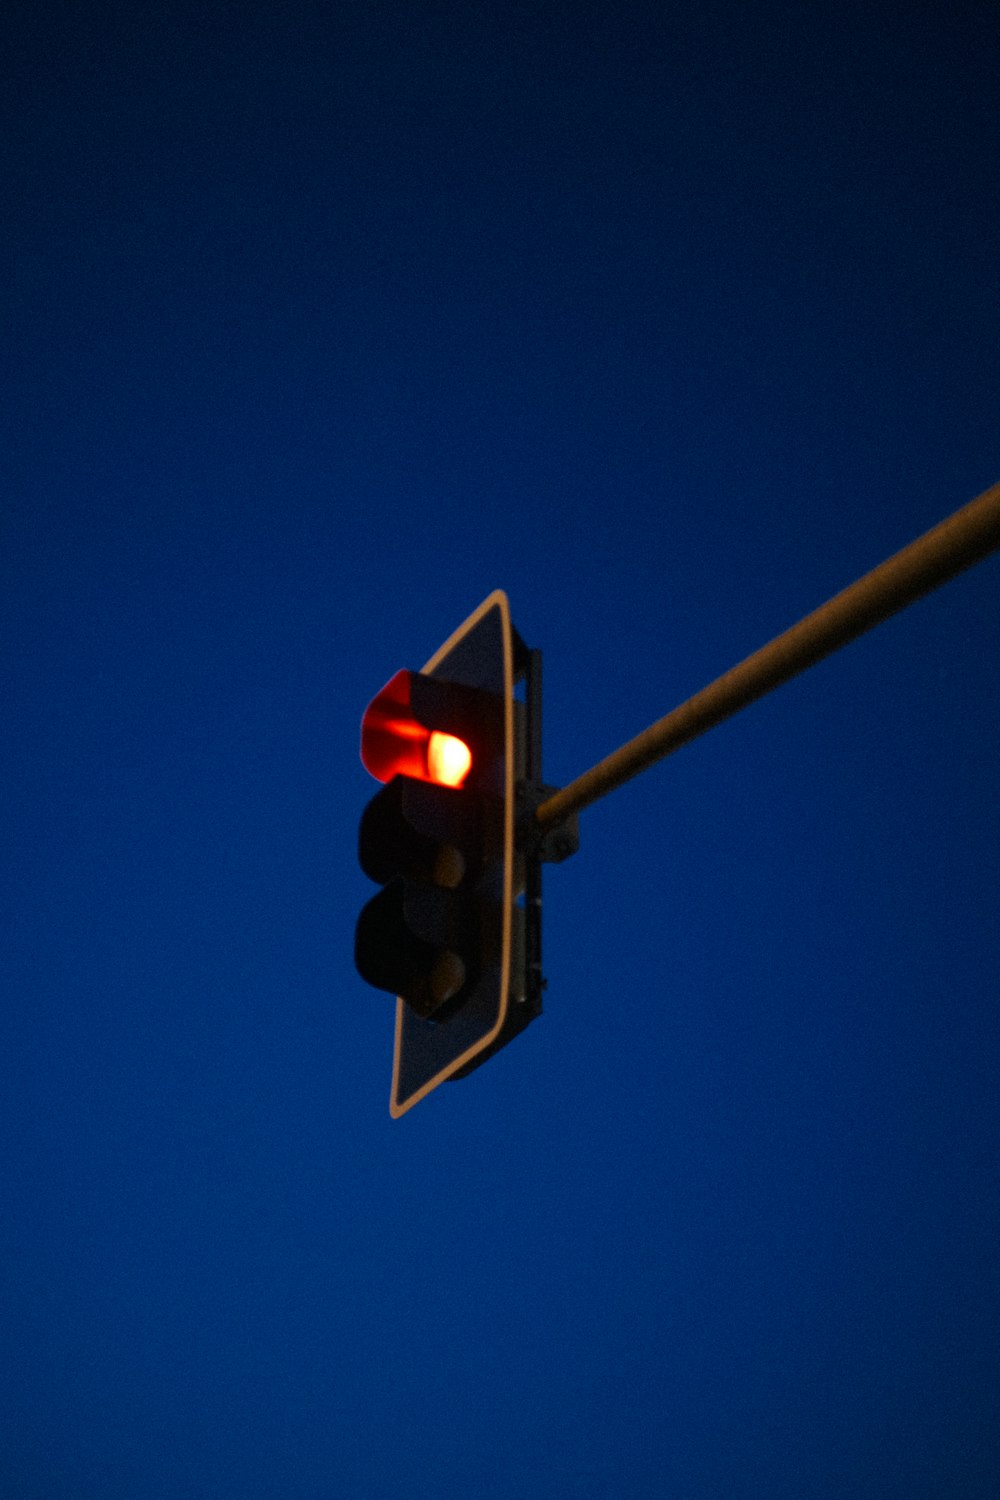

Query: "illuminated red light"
left=361, top=670, right=473, bottom=788
left=427, top=731, right=472, bottom=788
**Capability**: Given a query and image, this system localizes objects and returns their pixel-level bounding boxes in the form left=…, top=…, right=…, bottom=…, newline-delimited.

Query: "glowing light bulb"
left=427, top=731, right=472, bottom=788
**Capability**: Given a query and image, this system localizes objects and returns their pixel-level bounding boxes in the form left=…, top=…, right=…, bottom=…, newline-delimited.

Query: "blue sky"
left=3, top=3, right=999, bottom=1496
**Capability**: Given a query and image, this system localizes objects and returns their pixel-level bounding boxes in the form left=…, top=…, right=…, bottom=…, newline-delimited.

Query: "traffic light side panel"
left=390, top=589, right=521, bottom=1117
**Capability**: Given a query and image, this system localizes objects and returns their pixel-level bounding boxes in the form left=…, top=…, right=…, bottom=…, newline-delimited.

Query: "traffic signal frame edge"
left=389, top=588, right=518, bottom=1117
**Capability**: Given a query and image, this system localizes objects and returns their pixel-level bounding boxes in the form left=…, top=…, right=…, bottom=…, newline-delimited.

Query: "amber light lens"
left=426, top=732, right=472, bottom=788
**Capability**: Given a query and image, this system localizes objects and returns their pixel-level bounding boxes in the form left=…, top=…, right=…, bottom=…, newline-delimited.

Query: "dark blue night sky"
left=3, top=3, right=999, bottom=1496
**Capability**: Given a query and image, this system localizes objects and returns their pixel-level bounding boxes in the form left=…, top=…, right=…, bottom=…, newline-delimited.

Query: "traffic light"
left=355, top=590, right=543, bottom=1117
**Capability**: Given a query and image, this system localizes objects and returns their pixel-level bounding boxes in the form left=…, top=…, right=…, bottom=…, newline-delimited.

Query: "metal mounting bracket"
left=516, top=781, right=581, bottom=864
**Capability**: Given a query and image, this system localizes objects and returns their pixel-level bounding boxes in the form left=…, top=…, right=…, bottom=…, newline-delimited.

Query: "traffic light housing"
left=355, top=590, right=540, bottom=1117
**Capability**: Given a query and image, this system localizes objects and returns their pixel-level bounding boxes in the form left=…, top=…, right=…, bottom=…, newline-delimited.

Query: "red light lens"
left=426, top=732, right=472, bottom=788
left=361, top=671, right=473, bottom=788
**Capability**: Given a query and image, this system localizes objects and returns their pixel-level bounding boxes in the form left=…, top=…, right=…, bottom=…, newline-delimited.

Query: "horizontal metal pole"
left=536, top=479, right=1000, bottom=831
